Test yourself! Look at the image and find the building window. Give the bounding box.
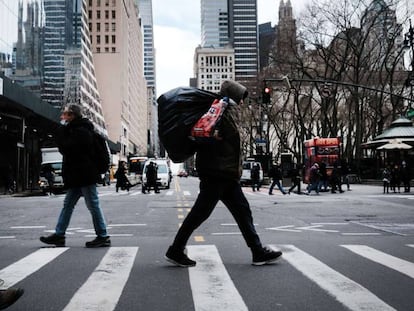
[105,35,109,44]
[112,10,116,19]
[96,23,101,32]
[112,0,116,6]
[88,10,92,19]
[111,22,116,31]
[97,0,101,6]
[105,10,109,19]
[97,47,100,53]
[105,0,109,6]
[89,23,92,31]
[89,0,92,6]
[112,47,116,53]
[96,35,101,44]
[111,35,115,44]
[105,23,109,32]
[97,10,101,19]
[105,47,109,52]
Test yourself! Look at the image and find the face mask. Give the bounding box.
[60,120,68,126]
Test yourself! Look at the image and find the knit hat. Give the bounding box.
[219,80,248,104]
[63,104,83,118]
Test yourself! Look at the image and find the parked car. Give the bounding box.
[240,161,264,185]
[142,159,171,189]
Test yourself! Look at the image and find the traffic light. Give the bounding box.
[263,86,271,104]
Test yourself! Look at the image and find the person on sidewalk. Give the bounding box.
[268,163,287,195]
[0,279,24,310]
[40,104,110,248]
[250,163,261,192]
[288,163,302,194]
[165,80,282,267]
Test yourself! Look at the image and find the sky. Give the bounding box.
[0,0,309,97]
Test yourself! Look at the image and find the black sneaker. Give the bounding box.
[40,234,65,247]
[165,246,196,267]
[0,288,24,310]
[85,236,111,248]
[252,247,282,266]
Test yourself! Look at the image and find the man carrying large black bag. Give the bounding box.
[164,80,282,267]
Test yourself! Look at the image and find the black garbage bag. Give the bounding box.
[157,87,220,163]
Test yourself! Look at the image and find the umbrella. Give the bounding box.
[377,139,413,150]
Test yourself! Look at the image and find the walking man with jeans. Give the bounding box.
[40,104,110,248]
[165,80,282,267]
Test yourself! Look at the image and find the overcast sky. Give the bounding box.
[0,0,309,96]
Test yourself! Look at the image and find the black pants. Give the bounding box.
[171,178,262,251]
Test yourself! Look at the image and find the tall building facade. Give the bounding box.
[194,46,235,92]
[201,0,229,48]
[228,0,258,81]
[42,0,106,135]
[88,0,148,158]
[138,0,159,157]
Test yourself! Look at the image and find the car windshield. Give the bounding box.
[157,164,168,174]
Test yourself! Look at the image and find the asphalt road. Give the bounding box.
[0,177,413,311]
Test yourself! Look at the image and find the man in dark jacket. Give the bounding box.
[40,104,110,248]
[165,80,282,267]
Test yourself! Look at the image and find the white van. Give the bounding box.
[240,161,263,185]
[142,159,172,189]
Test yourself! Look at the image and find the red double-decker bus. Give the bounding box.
[303,137,341,183]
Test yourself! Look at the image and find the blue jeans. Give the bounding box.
[269,179,286,194]
[55,184,108,237]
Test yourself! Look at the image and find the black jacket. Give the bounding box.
[56,117,100,188]
[195,104,242,181]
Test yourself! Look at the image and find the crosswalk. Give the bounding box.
[0,244,412,310]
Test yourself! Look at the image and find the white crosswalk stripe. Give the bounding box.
[341,245,414,279]
[0,244,412,310]
[63,247,138,311]
[187,245,248,311]
[277,244,396,311]
[0,248,69,289]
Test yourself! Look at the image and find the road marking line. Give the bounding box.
[85,234,133,237]
[188,245,248,311]
[266,225,302,232]
[211,232,242,235]
[183,191,191,196]
[10,226,46,229]
[0,236,15,239]
[107,224,146,227]
[407,244,414,248]
[311,222,348,225]
[63,247,138,311]
[278,244,396,311]
[166,190,174,196]
[0,248,69,289]
[296,225,339,233]
[341,233,381,236]
[194,236,205,242]
[342,245,414,279]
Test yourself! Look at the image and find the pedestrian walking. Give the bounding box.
[143,161,159,194]
[40,104,110,248]
[0,279,24,310]
[165,80,282,267]
[42,163,55,195]
[330,162,344,193]
[382,166,391,194]
[306,163,320,195]
[288,163,302,194]
[318,162,328,192]
[250,163,261,192]
[115,161,130,192]
[268,163,287,195]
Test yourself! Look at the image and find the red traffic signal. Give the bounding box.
[264,87,271,94]
[263,86,271,103]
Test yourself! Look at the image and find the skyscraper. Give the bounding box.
[228,0,258,81]
[138,0,159,157]
[89,0,148,157]
[42,0,106,134]
[201,0,229,48]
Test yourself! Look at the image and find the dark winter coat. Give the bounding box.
[195,104,242,181]
[56,117,100,188]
